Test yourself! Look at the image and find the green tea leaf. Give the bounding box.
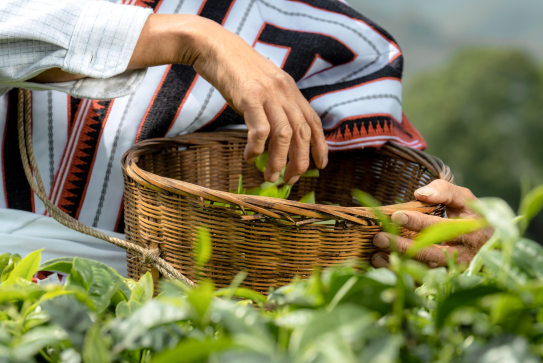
[3,249,43,286]
[194,227,212,267]
[65,258,117,313]
[518,184,543,234]
[214,287,267,303]
[352,189,395,234]
[512,238,543,280]
[39,257,74,274]
[82,324,111,363]
[131,271,153,303]
[436,285,502,328]
[470,198,518,242]
[11,326,68,362]
[255,151,269,173]
[0,253,11,276]
[151,337,234,363]
[301,169,319,178]
[299,191,315,204]
[407,219,486,257]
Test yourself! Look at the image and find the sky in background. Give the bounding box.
[347,0,543,80]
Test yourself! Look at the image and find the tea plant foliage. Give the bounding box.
[2,190,543,362]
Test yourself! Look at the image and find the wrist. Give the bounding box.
[128,14,215,69]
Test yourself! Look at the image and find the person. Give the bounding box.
[0,0,488,274]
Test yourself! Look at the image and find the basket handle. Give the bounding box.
[16,89,195,287]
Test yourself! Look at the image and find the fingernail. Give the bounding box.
[391,212,408,226]
[416,186,436,196]
[247,156,257,163]
[372,255,389,268]
[269,172,280,183]
[373,234,390,249]
[286,175,300,185]
[321,155,328,169]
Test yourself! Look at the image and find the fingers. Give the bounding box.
[414,180,477,211]
[262,100,292,183]
[371,251,390,268]
[391,211,479,233]
[288,77,328,170]
[373,232,450,268]
[243,105,270,163]
[278,80,312,184]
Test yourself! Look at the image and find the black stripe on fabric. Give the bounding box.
[2,89,33,212]
[198,106,244,132]
[258,23,356,82]
[199,0,235,24]
[136,0,235,143]
[68,96,82,134]
[292,0,398,45]
[300,55,403,101]
[136,65,197,142]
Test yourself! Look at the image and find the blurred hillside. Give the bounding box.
[347,0,543,80]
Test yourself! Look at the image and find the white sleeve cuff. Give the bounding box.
[12,68,148,100]
[63,1,153,79]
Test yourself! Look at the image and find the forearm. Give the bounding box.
[31,14,210,83]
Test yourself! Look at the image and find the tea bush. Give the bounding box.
[2,186,543,363]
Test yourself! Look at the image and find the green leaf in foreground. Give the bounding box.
[3,249,43,286]
[38,257,75,274]
[151,337,234,363]
[352,189,394,234]
[131,271,153,303]
[436,285,502,328]
[518,184,543,234]
[82,324,111,363]
[214,287,267,304]
[407,219,487,258]
[194,227,212,267]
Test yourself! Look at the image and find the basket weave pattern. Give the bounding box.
[122,131,452,293]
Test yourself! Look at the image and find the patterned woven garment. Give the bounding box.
[0,0,426,233]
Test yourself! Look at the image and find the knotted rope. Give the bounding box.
[17,89,195,287]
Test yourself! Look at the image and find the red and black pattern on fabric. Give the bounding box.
[135,0,235,142]
[2,89,34,212]
[67,96,83,137]
[289,0,398,46]
[56,100,113,219]
[325,113,426,150]
[325,115,402,142]
[199,21,358,132]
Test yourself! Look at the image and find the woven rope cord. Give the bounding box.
[16,89,195,287]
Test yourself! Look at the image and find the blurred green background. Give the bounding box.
[348,0,543,238]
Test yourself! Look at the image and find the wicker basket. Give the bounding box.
[121,130,453,294]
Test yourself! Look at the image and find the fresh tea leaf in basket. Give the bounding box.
[255,151,269,173]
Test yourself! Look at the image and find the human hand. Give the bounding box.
[371,180,493,268]
[180,16,328,184]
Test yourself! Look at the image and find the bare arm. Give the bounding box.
[31,14,329,183]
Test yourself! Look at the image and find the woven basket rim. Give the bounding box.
[121,130,453,225]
